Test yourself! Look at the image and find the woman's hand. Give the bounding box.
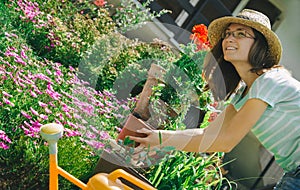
[128,128,171,149]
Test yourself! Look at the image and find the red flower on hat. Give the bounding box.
[190,24,210,51]
[94,0,106,7]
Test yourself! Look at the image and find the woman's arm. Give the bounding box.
[129,98,268,153]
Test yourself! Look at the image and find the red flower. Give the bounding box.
[192,24,208,38]
[190,24,210,51]
[208,101,219,122]
[94,0,106,7]
[208,112,218,122]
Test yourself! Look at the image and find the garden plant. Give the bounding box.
[0,0,233,189]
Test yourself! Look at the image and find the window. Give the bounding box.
[140,0,281,45]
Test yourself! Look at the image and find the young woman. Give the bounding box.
[129,9,300,189]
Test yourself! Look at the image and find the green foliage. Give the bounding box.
[0,136,98,189]
[173,46,212,110]
[93,38,179,93]
[112,0,171,33]
[144,152,229,189]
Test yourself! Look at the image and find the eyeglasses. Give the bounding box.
[222,30,255,39]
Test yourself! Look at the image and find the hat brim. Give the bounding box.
[208,16,282,64]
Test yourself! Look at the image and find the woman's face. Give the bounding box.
[222,23,255,64]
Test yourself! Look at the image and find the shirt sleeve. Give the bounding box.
[248,69,293,107]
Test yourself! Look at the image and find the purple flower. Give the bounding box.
[86,131,96,139]
[2,91,13,98]
[55,69,63,77]
[20,49,28,59]
[39,114,48,120]
[85,140,105,150]
[44,107,52,114]
[61,103,69,112]
[69,66,75,72]
[14,57,27,66]
[46,84,62,100]
[65,112,72,119]
[99,131,110,140]
[3,97,15,107]
[0,142,9,150]
[21,110,32,119]
[30,90,37,98]
[64,128,80,137]
[0,130,12,143]
[30,107,39,116]
[48,102,56,107]
[46,69,52,75]
[35,73,51,82]
[67,121,77,128]
[30,120,42,127]
[46,89,61,100]
[38,101,47,107]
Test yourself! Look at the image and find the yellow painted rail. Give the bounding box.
[40,123,156,190]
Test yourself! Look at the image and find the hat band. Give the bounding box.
[236,15,251,20]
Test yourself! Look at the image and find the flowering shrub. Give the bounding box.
[8,0,116,67]
[0,19,130,189]
[0,31,130,148]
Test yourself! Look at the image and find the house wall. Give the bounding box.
[273,0,300,80]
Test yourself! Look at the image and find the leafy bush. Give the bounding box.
[93,37,179,93]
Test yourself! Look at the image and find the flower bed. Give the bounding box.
[0,0,231,189]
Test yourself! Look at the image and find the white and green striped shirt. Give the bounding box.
[231,68,300,172]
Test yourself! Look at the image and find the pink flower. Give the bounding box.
[65,112,72,119]
[208,112,218,122]
[0,130,12,143]
[61,103,69,112]
[44,107,52,114]
[0,142,9,150]
[21,110,32,119]
[20,49,28,59]
[94,0,106,7]
[69,66,75,72]
[100,131,110,140]
[86,131,97,139]
[38,101,47,107]
[64,128,80,137]
[30,90,38,98]
[3,97,15,107]
[15,57,27,66]
[2,91,12,98]
[30,107,39,116]
[39,114,48,120]
[115,126,122,133]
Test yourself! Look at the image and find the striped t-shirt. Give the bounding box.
[231,68,300,172]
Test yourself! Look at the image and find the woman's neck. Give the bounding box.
[233,62,259,88]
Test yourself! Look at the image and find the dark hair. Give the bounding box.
[203,28,278,101]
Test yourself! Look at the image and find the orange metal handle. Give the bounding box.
[108,169,156,190]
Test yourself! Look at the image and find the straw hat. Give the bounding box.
[208,9,282,64]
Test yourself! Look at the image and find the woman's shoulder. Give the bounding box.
[257,67,300,87]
